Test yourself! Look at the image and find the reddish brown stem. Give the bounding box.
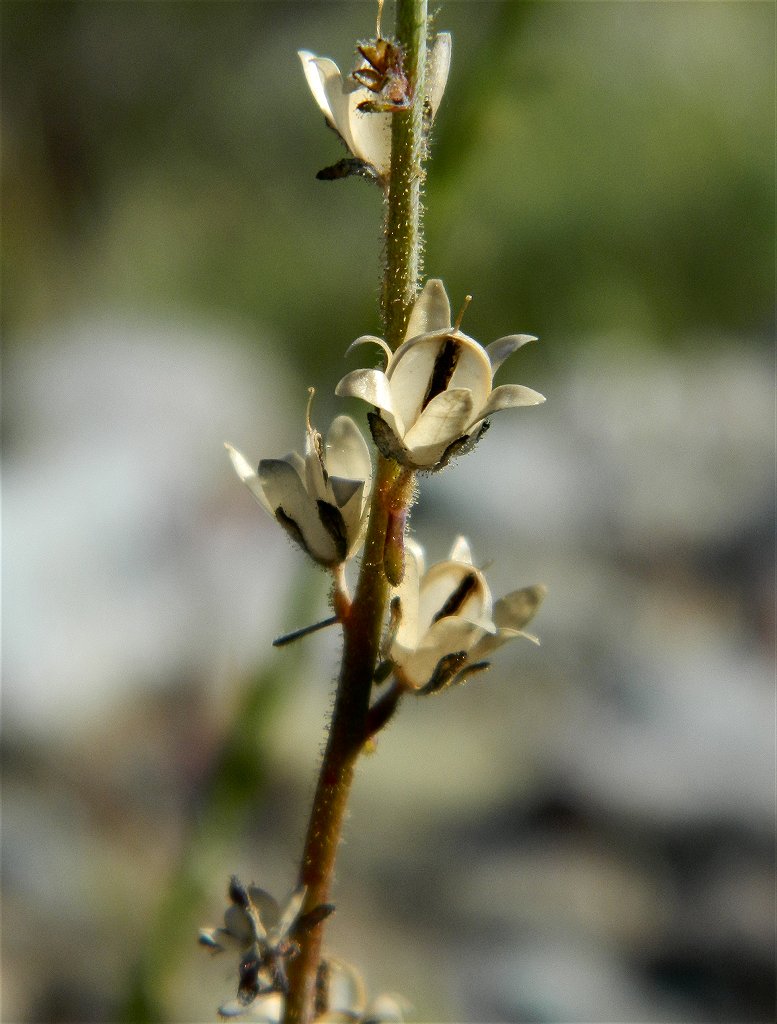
[282,0,428,1017]
[282,457,401,1023]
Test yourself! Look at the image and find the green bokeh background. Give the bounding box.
[5,1,772,372]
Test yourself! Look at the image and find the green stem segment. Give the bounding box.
[282,3,428,1021]
[383,0,428,347]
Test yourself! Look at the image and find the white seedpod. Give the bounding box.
[389,535,545,692]
[336,279,545,471]
[226,398,372,568]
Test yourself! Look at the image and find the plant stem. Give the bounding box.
[282,3,428,1021]
[383,0,428,347]
[282,457,399,1024]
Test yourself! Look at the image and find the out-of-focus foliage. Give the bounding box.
[430,2,773,349]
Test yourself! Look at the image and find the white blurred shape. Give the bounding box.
[434,343,773,548]
[473,935,693,1023]
[4,314,302,734]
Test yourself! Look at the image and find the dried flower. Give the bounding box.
[389,536,545,692]
[298,31,451,181]
[335,279,545,471]
[226,394,372,568]
[200,877,334,1018]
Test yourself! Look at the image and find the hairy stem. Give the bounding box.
[282,3,428,1021]
[382,0,428,347]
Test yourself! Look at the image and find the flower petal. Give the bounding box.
[247,886,280,931]
[469,626,540,662]
[396,617,486,689]
[394,539,423,650]
[448,536,474,564]
[304,427,328,499]
[328,473,366,552]
[388,331,492,436]
[405,536,426,578]
[276,885,306,938]
[325,415,372,485]
[225,443,273,516]
[223,903,255,944]
[472,383,546,426]
[345,334,393,368]
[335,482,368,553]
[285,450,306,478]
[386,332,450,428]
[493,584,547,630]
[402,388,474,463]
[423,615,490,654]
[297,52,341,128]
[446,334,496,413]
[335,368,397,424]
[258,459,338,564]
[427,33,452,118]
[298,49,395,174]
[346,88,392,173]
[257,460,307,516]
[388,330,491,433]
[485,334,537,375]
[404,279,451,341]
[328,476,363,509]
[418,560,490,631]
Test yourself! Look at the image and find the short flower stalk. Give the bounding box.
[205,1,546,1021]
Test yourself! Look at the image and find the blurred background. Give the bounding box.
[2,1,774,1021]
